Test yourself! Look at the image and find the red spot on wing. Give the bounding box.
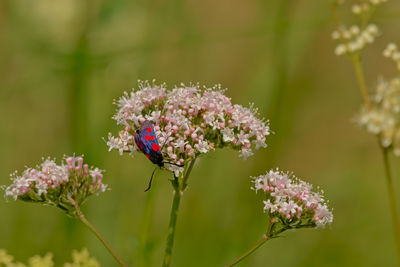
[145,154,150,159]
[152,143,160,151]
[145,135,152,141]
[151,136,155,140]
[147,127,152,133]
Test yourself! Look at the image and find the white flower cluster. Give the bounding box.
[332,24,379,56]
[3,156,107,213]
[252,169,333,228]
[357,78,400,154]
[107,81,270,173]
[383,43,400,71]
[352,0,387,15]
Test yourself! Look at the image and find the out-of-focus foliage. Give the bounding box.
[64,249,100,267]
[1,0,400,266]
[0,248,98,267]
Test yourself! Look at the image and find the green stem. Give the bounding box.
[69,196,127,267]
[162,188,181,267]
[78,213,127,267]
[182,158,197,190]
[162,159,196,267]
[227,234,271,267]
[351,55,372,110]
[351,45,400,264]
[227,219,277,266]
[381,147,400,265]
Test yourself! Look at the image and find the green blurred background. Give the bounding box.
[1,0,400,266]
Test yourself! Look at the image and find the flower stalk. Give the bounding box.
[348,34,400,263]
[227,218,278,267]
[381,146,400,265]
[69,196,127,267]
[351,48,400,263]
[162,159,196,267]
[352,56,372,110]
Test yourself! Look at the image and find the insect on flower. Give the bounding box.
[134,120,183,191]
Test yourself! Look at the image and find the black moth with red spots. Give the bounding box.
[134,121,184,192]
[134,120,164,168]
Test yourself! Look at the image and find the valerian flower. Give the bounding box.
[357,77,400,155]
[252,169,333,229]
[3,156,108,216]
[106,81,270,174]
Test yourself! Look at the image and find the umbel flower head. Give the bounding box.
[107,81,270,174]
[357,77,400,155]
[3,156,107,216]
[252,169,333,229]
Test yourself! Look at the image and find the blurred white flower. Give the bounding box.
[332,24,380,56]
[356,77,400,153]
[383,43,400,72]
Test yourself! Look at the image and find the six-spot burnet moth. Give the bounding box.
[134,120,184,191]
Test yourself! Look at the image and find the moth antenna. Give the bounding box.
[144,167,157,192]
[164,162,184,167]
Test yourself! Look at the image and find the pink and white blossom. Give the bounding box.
[252,169,333,228]
[107,81,270,174]
[3,156,108,214]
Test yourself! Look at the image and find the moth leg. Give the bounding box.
[144,167,157,192]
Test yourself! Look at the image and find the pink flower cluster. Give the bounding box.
[107,81,270,174]
[4,156,107,205]
[252,169,333,228]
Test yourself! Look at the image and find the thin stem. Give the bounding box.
[227,219,277,266]
[328,1,340,27]
[182,158,197,190]
[381,147,400,265]
[162,188,181,267]
[350,36,400,263]
[332,2,400,264]
[351,55,372,110]
[68,196,127,267]
[162,159,196,267]
[78,214,127,267]
[227,235,271,267]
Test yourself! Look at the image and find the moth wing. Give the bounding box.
[139,121,155,134]
[139,121,160,146]
[135,131,152,156]
[137,121,163,163]
[142,135,163,164]
[134,132,143,152]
